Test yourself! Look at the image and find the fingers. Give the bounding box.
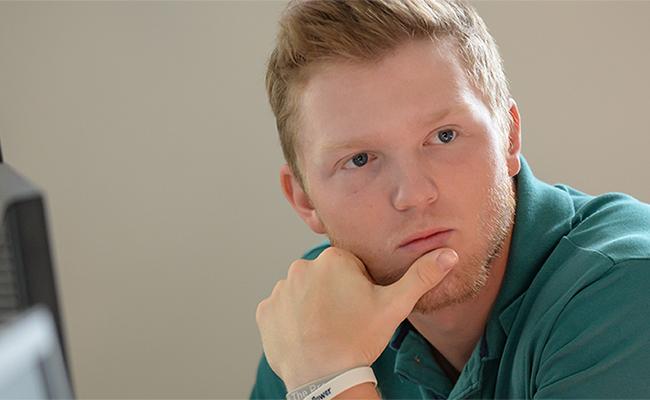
[256,279,285,325]
[381,248,458,316]
[316,247,376,283]
[256,247,374,327]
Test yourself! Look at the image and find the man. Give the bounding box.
[252,0,650,398]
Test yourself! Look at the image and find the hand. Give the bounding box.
[255,246,458,390]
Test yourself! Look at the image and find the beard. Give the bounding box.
[320,163,517,314]
[409,171,516,313]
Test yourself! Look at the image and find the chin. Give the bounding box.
[412,262,490,314]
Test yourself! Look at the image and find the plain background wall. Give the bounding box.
[0,1,648,398]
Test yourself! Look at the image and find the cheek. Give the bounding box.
[326,194,381,229]
[314,183,388,237]
[437,156,502,225]
[322,170,386,207]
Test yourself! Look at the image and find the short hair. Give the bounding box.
[266,0,512,188]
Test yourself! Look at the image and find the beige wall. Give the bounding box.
[0,1,647,398]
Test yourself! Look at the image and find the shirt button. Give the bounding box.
[414,355,421,364]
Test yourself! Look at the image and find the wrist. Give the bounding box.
[334,382,379,399]
[285,370,341,398]
[285,367,377,400]
[284,365,357,392]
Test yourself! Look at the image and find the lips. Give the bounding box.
[398,228,453,252]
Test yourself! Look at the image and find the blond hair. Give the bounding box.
[266,0,511,188]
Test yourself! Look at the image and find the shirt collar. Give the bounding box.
[389,318,414,351]
[485,155,575,356]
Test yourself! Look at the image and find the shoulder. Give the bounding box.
[532,258,650,397]
[510,189,650,395]
[561,187,650,262]
[525,188,650,301]
[528,188,650,323]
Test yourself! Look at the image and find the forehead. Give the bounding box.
[298,39,476,153]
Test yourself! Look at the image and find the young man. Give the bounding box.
[252,1,650,398]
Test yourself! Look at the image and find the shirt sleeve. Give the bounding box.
[533,258,650,398]
[250,352,287,400]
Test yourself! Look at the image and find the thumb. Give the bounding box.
[381,248,458,314]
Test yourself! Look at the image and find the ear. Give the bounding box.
[280,164,327,234]
[505,98,522,177]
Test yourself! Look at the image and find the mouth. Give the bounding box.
[398,229,453,253]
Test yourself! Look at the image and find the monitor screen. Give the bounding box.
[0,157,72,387]
[0,306,73,399]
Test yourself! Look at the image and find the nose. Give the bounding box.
[391,156,439,211]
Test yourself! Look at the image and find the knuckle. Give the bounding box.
[320,246,351,260]
[318,247,355,267]
[287,260,305,279]
[314,247,371,279]
[255,299,267,324]
[270,279,285,297]
[318,246,339,259]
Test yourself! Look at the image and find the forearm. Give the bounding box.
[334,382,380,399]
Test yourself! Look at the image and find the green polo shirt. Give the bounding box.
[250,157,650,399]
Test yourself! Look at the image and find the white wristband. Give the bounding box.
[301,367,377,400]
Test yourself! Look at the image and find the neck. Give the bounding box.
[407,227,513,375]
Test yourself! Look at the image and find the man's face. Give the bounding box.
[283,39,520,313]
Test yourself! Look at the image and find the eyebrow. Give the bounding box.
[320,106,453,154]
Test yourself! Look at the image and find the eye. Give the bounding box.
[343,152,371,169]
[435,129,457,144]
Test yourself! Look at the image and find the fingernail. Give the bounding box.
[437,250,458,272]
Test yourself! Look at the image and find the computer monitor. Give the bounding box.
[0,141,71,382]
[0,306,73,399]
